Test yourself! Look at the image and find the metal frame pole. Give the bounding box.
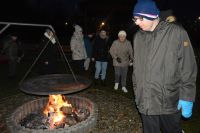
[0,21,78,84]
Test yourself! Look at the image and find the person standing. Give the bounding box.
[132,0,197,133]
[1,33,23,78]
[39,29,57,75]
[110,30,133,93]
[70,25,87,75]
[92,30,109,85]
[160,9,176,23]
[83,34,93,71]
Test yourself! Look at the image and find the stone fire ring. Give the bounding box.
[6,96,98,133]
[19,74,92,95]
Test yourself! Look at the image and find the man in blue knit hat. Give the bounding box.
[132,0,197,133]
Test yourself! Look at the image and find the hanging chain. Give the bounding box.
[0,22,78,85]
[54,34,78,83]
[19,39,51,85]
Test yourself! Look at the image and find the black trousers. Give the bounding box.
[141,112,182,133]
[74,60,85,75]
[8,58,17,77]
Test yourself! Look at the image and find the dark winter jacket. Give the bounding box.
[2,36,19,60]
[84,35,92,58]
[40,36,57,63]
[92,35,109,62]
[132,21,197,115]
[38,34,58,74]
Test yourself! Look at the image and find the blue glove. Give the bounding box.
[178,100,193,118]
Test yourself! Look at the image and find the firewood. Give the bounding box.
[61,106,73,114]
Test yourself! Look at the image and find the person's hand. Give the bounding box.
[116,57,121,63]
[44,61,49,65]
[17,57,21,63]
[178,100,193,118]
[129,59,133,66]
[91,58,95,62]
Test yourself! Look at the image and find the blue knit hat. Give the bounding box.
[133,0,160,20]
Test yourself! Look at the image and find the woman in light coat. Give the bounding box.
[110,30,133,93]
[70,25,87,74]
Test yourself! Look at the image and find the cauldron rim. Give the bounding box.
[19,74,92,95]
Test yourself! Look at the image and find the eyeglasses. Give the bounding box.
[132,17,143,22]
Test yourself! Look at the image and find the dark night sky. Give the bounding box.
[0,0,199,40]
[0,0,199,23]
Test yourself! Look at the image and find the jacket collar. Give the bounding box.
[139,20,169,34]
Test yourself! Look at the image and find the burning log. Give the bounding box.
[20,112,49,129]
[42,94,73,129]
[20,107,90,129]
[10,95,97,133]
[19,95,92,130]
[74,108,90,122]
[61,106,73,114]
[64,114,78,126]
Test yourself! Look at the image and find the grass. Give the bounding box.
[0,59,200,133]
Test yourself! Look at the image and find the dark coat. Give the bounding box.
[132,21,197,115]
[2,36,18,60]
[92,35,109,62]
[39,36,57,74]
[84,35,92,58]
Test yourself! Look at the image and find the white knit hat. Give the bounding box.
[118,30,127,37]
[74,25,82,32]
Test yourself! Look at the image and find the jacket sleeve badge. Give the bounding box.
[183,41,189,47]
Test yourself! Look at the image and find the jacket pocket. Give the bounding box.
[164,85,179,108]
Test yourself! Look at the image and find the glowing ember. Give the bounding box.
[43,94,72,129]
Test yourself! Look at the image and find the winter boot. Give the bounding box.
[114,83,119,90]
[122,86,128,93]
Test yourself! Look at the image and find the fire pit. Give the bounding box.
[6,74,97,133]
[6,95,98,133]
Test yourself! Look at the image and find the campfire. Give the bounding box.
[20,95,91,130]
[43,94,74,129]
[7,74,97,133]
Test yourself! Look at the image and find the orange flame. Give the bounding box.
[43,94,72,129]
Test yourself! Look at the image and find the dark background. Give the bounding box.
[0,0,199,45]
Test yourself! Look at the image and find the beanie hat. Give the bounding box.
[133,0,159,20]
[74,25,82,32]
[118,30,127,37]
[100,30,106,34]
